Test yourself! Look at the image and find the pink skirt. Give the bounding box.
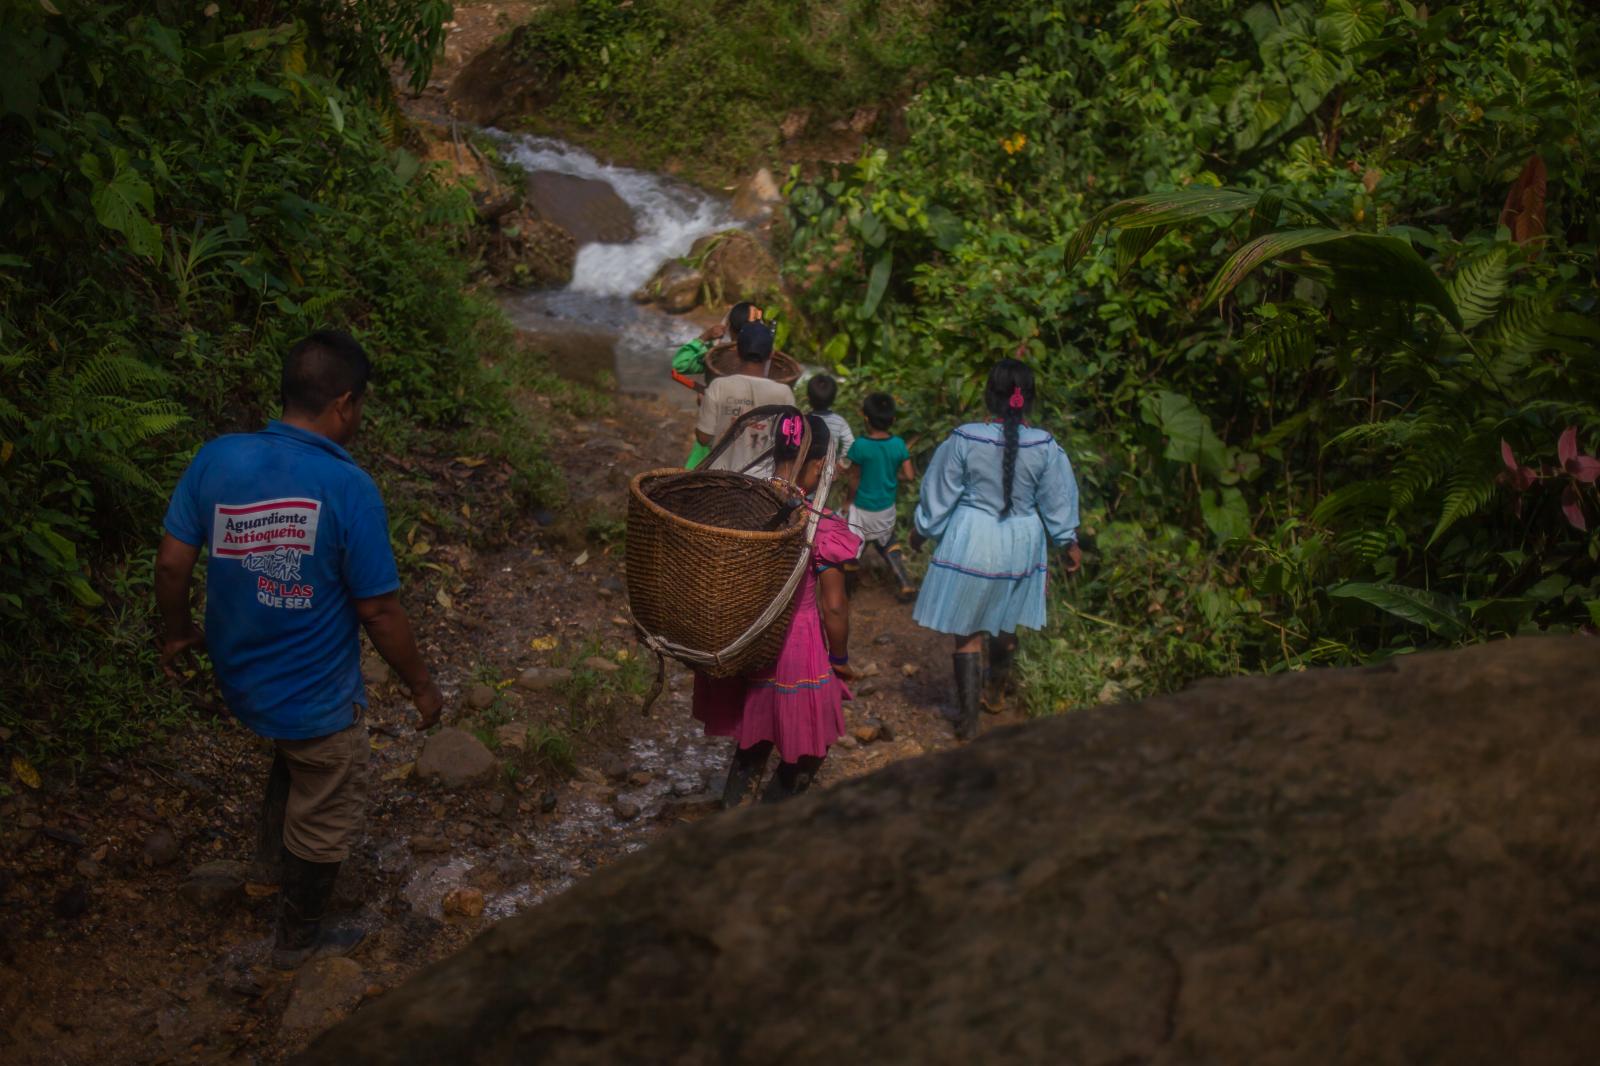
[692,598,848,761]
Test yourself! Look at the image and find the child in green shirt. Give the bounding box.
[845,392,916,601]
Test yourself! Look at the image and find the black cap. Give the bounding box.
[737,321,775,361]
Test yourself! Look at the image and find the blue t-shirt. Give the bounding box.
[847,434,910,512]
[163,421,400,740]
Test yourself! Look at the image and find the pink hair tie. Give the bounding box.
[781,415,804,447]
[1008,386,1025,410]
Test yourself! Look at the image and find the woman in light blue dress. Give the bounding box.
[910,359,1081,740]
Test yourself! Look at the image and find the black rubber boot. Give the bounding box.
[760,757,821,803]
[250,751,290,884]
[721,742,772,809]
[952,652,984,741]
[876,542,917,603]
[271,850,365,970]
[984,636,1016,714]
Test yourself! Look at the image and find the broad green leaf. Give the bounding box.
[1327,581,1468,638]
[65,574,104,608]
[326,94,345,133]
[90,160,162,260]
[1141,390,1227,474]
[861,251,892,318]
[393,148,420,185]
[1317,0,1388,50]
[1200,228,1462,329]
[1200,486,1251,542]
[926,204,964,252]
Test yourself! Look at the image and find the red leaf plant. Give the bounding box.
[1502,428,1600,530]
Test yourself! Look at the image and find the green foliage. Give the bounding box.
[782,0,1600,707]
[0,3,551,761]
[506,0,976,177]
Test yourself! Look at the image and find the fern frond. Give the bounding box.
[1482,292,1556,364]
[1252,404,1317,450]
[1386,422,1456,513]
[72,354,168,397]
[1447,248,1507,330]
[1311,479,1389,528]
[88,451,163,494]
[1333,527,1394,563]
[1427,469,1499,547]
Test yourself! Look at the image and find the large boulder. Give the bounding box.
[301,638,1600,1064]
[524,170,637,246]
[692,229,782,306]
[447,40,546,127]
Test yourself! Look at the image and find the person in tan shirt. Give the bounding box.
[696,321,795,478]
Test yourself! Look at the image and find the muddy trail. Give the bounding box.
[0,379,1027,1063]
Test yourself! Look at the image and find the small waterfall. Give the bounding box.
[488,131,740,405]
[489,132,736,297]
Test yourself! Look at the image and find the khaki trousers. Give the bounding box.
[273,717,370,863]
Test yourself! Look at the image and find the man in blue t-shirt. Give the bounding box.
[155,330,442,970]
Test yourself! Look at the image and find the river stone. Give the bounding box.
[644,259,704,313]
[281,957,367,1034]
[525,170,638,245]
[141,827,179,867]
[306,637,1600,1065]
[692,229,781,305]
[488,209,577,290]
[179,860,247,912]
[466,683,496,711]
[416,728,496,789]
[516,666,572,692]
[730,167,782,222]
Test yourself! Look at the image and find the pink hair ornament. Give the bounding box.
[1009,386,1025,410]
[781,415,804,447]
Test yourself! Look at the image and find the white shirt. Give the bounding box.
[697,373,797,478]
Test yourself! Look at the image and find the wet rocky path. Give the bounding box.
[0,385,1030,1064]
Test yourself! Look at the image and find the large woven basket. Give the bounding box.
[625,405,838,686]
[626,468,807,679]
[705,344,802,386]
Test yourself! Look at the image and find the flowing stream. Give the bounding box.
[488,132,739,408]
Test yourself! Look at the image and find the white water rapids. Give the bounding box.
[488,131,739,405]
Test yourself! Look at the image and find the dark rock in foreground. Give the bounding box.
[302,638,1600,1064]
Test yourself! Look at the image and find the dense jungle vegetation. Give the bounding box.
[523,0,1600,710]
[4,0,1597,765]
[0,2,556,762]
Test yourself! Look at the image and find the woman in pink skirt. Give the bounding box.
[694,410,861,805]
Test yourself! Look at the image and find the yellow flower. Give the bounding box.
[1001,132,1028,155]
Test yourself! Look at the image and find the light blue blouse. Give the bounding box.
[913,423,1080,545]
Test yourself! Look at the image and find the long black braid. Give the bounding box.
[984,358,1035,519]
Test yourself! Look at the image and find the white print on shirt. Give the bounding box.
[211,498,322,609]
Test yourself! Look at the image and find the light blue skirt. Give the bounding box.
[912,505,1049,636]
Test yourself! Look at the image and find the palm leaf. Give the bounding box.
[1327,581,1468,638]
[1200,228,1463,329]
[1064,188,1262,270]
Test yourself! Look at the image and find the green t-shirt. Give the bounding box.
[848,434,909,512]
